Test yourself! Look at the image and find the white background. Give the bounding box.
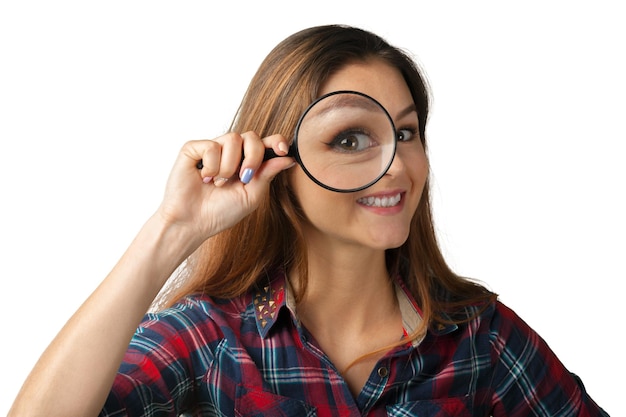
[1,1,622,415]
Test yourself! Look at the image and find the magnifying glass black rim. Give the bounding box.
[292,90,398,193]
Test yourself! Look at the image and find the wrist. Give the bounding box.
[129,214,203,289]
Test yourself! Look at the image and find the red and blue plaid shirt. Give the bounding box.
[102,272,607,416]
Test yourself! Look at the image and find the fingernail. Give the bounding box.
[278,142,289,155]
[240,168,254,184]
[203,176,213,184]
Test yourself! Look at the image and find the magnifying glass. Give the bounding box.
[292,90,397,192]
[199,90,398,193]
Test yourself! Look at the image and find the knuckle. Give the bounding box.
[206,140,221,151]
[241,130,260,140]
[224,132,244,144]
[182,139,200,151]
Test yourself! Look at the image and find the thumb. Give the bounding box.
[243,157,295,196]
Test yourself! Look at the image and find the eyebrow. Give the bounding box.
[394,103,417,121]
[308,93,385,118]
[305,93,418,123]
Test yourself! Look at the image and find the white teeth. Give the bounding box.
[357,193,402,207]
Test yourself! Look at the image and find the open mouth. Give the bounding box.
[357,193,402,208]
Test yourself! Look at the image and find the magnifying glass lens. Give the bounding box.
[294,91,396,192]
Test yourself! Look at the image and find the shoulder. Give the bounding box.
[458,300,540,346]
[479,300,559,372]
[487,300,539,343]
[477,304,608,415]
[134,293,252,353]
[441,299,541,353]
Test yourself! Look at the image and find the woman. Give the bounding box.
[9,24,607,416]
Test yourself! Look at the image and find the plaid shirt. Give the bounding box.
[101,272,607,416]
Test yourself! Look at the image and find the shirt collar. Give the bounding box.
[252,275,287,337]
[252,272,457,343]
[394,276,459,340]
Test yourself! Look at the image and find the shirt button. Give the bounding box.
[377,367,389,378]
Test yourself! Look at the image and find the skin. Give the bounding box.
[9,59,428,415]
[289,59,428,396]
[9,134,294,416]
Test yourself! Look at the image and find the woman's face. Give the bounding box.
[288,59,428,252]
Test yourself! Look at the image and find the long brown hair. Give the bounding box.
[158,25,496,341]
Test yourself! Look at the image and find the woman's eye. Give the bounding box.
[397,128,417,142]
[329,130,374,152]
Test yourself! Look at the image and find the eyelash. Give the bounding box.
[397,127,418,142]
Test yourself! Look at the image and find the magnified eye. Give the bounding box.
[328,129,375,153]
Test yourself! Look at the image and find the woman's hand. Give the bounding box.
[7,131,294,417]
[156,131,294,244]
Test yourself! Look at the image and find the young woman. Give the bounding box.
[9,24,607,417]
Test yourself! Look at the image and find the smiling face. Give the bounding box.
[288,58,429,253]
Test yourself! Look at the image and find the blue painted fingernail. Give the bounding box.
[240,168,254,184]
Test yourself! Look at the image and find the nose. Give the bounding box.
[385,149,408,177]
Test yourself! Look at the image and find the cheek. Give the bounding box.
[399,143,428,176]
[287,168,351,221]
[416,156,429,187]
[405,148,429,207]
[412,144,429,177]
[287,168,324,214]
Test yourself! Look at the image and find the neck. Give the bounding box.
[291,242,398,335]
[288,242,404,396]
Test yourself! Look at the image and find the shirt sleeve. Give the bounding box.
[488,302,609,417]
[100,302,219,416]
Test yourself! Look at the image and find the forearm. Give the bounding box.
[9,214,200,417]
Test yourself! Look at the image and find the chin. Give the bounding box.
[368,232,410,250]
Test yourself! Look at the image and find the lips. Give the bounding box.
[357,192,402,208]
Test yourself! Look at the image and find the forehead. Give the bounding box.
[318,59,414,117]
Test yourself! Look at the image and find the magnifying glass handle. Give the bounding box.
[195,147,293,170]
